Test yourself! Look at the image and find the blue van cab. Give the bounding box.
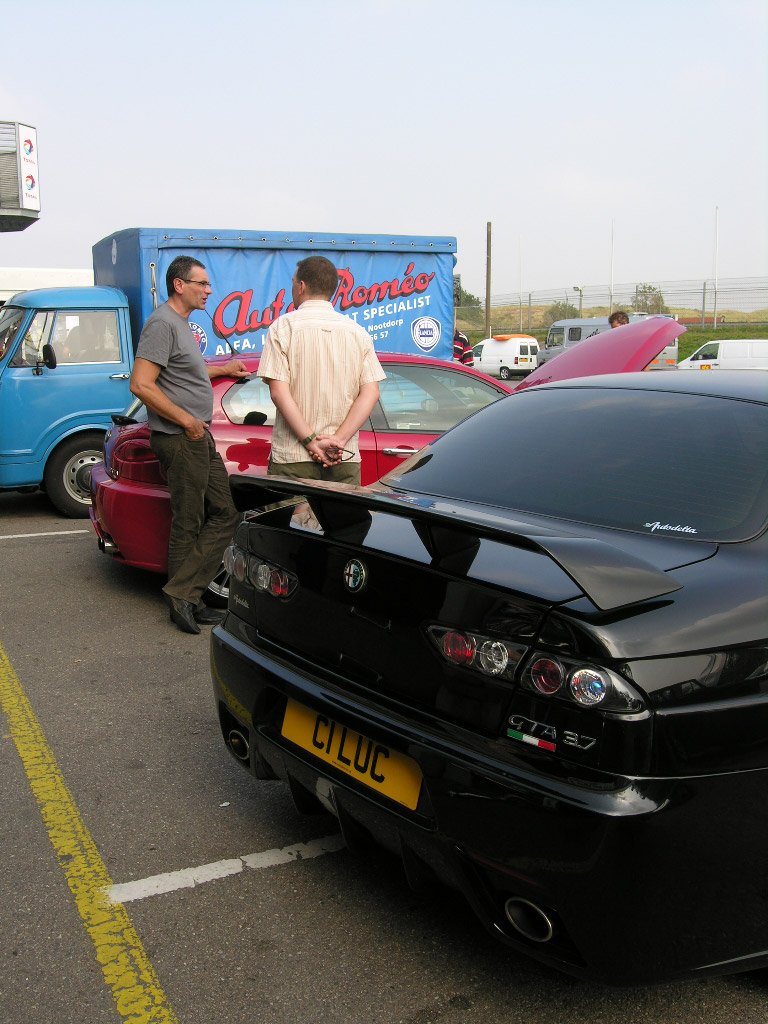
[0,287,133,516]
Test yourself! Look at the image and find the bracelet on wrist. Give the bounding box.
[302,432,317,448]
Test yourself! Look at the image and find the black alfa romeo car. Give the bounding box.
[210,368,768,984]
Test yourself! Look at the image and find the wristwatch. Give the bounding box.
[302,432,317,448]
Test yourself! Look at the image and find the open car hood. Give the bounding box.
[514,317,685,392]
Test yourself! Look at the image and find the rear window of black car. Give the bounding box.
[386,386,768,542]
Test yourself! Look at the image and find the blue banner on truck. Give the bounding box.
[93,229,457,361]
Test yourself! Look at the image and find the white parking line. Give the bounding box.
[0,530,90,540]
[106,834,345,904]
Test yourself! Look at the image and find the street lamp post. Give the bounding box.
[573,286,583,318]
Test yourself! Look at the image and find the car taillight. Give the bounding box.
[254,562,291,597]
[521,652,644,712]
[112,439,165,485]
[442,631,476,666]
[530,657,563,695]
[428,625,525,682]
[569,668,609,706]
[224,545,297,599]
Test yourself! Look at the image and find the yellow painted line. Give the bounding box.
[0,641,179,1024]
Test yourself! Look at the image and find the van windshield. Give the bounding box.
[0,307,25,361]
[546,327,564,348]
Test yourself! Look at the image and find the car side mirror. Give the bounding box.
[33,343,57,375]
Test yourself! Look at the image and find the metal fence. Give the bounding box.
[456,277,768,335]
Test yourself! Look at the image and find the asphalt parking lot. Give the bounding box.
[2,489,768,1024]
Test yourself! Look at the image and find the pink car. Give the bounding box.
[89,352,513,603]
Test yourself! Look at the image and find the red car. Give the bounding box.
[89,353,513,602]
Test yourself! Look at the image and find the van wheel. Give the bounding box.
[44,433,104,518]
[499,366,511,380]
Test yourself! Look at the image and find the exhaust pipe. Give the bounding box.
[98,536,118,554]
[504,897,555,943]
[227,729,250,763]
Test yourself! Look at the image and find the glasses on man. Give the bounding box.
[180,278,212,289]
[327,446,355,462]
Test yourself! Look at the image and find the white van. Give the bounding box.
[473,334,540,379]
[538,314,678,369]
[677,338,768,370]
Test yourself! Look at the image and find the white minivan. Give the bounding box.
[472,334,540,379]
[677,338,768,370]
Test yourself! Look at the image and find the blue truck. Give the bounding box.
[0,227,456,516]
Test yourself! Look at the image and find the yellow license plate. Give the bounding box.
[281,699,423,810]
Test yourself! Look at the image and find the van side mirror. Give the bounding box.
[33,343,57,375]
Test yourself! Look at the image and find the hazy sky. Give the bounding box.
[1,0,765,297]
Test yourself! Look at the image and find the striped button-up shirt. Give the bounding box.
[258,299,385,464]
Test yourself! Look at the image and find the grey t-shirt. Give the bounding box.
[135,302,213,433]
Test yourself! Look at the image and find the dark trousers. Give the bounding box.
[267,458,361,485]
[150,431,238,606]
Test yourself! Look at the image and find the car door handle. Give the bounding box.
[382,446,420,456]
[109,373,130,380]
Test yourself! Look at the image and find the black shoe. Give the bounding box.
[193,605,225,625]
[164,594,201,635]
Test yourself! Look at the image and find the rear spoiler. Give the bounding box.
[230,474,683,612]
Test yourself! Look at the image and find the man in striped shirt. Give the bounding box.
[453,328,474,366]
[258,256,385,485]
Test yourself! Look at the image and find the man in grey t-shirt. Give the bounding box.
[130,255,248,634]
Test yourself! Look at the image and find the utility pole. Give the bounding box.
[608,219,615,314]
[713,206,719,331]
[518,234,523,332]
[485,221,492,339]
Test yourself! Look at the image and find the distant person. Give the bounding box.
[453,328,474,366]
[258,255,385,485]
[609,311,630,328]
[130,255,248,635]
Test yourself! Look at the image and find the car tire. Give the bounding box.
[204,562,230,608]
[43,432,104,518]
[499,366,511,380]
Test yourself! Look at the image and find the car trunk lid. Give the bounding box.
[226,476,707,734]
[515,316,685,392]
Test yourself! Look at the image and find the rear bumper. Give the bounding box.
[89,464,170,572]
[210,615,768,984]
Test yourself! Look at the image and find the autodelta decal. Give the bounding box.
[644,521,698,535]
[189,322,208,354]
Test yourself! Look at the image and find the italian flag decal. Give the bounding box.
[506,727,556,752]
